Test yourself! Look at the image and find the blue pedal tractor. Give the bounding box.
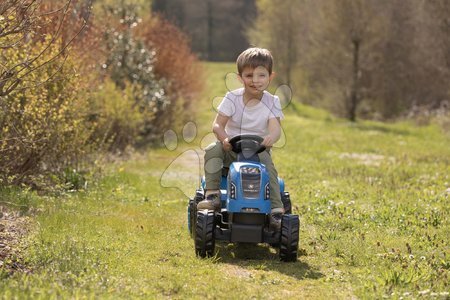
[187,135,299,262]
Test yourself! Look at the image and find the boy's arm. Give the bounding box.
[213,113,232,151]
[262,117,281,147]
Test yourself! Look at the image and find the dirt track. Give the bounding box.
[0,207,32,275]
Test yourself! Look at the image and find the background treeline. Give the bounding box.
[0,0,203,188]
[152,0,257,61]
[250,0,450,122]
[154,0,449,124]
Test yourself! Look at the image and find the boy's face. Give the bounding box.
[239,66,273,96]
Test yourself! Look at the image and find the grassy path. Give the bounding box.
[1,63,449,299]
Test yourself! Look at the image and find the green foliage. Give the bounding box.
[0,186,40,214]
[101,4,168,140]
[62,168,87,191]
[0,37,96,187]
[89,80,146,151]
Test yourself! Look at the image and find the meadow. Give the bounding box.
[0,63,449,299]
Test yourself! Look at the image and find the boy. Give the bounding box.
[198,47,285,230]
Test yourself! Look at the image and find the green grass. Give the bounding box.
[1,62,449,299]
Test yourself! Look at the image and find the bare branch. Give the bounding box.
[38,2,70,17]
[0,0,91,97]
[14,0,72,75]
[17,18,87,84]
[9,54,69,94]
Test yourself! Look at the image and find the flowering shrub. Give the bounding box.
[0,38,94,186]
[103,31,166,138]
[89,80,146,151]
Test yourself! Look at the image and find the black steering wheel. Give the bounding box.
[228,134,266,155]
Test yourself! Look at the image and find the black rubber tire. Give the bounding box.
[189,189,204,237]
[195,210,216,258]
[188,199,196,237]
[282,192,292,214]
[279,214,299,262]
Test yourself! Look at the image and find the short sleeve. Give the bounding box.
[269,95,284,119]
[217,92,236,116]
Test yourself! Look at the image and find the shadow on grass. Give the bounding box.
[214,242,323,280]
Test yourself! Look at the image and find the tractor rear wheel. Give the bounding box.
[195,210,215,258]
[279,214,299,262]
[188,199,196,237]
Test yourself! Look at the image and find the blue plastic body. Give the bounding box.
[227,162,271,214]
[200,163,285,214]
[278,177,285,194]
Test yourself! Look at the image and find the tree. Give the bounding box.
[152,0,256,61]
[250,0,449,121]
[0,0,87,97]
[367,0,417,118]
[367,0,450,118]
[305,0,386,121]
[415,0,450,107]
[248,0,302,87]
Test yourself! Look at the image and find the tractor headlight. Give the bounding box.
[240,167,261,174]
[230,182,236,199]
[265,183,270,200]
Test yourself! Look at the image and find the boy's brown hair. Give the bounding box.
[236,47,273,75]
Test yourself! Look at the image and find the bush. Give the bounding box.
[0,37,95,187]
[97,5,169,144]
[137,15,204,134]
[89,80,146,151]
[0,1,204,188]
[405,101,450,135]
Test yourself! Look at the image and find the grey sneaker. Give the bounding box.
[269,212,283,231]
[197,193,221,211]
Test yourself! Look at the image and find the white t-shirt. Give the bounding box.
[217,88,284,137]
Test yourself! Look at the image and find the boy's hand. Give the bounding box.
[222,138,232,152]
[262,135,274,147]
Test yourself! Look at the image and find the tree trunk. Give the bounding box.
[286,10,293,86]
[349,39,360,122]
[207,0,212,60]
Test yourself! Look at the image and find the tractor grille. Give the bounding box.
[241,173,261,199]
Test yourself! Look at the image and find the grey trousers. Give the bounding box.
[204,141,283,209]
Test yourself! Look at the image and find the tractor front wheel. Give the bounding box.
[279,214,299,262]
[195,210,216,258]
[189,190,204,238]
[282,192,292,214]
